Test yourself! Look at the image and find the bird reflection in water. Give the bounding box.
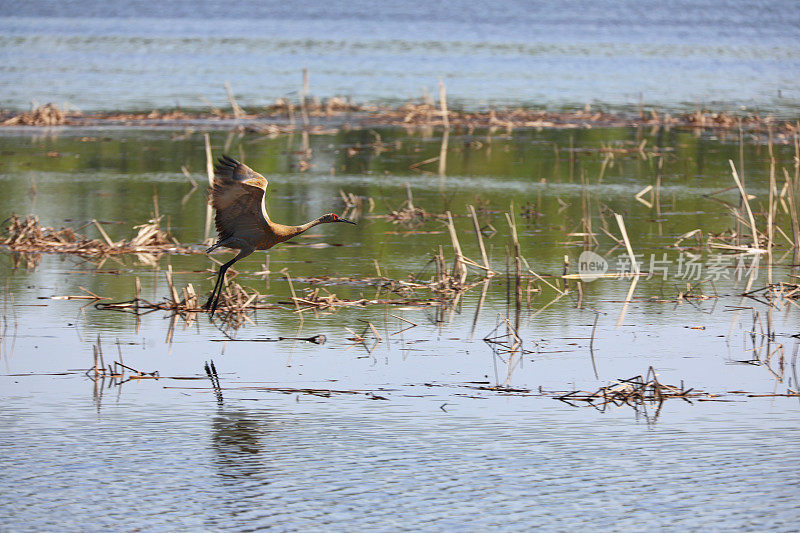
[210,409,274,480]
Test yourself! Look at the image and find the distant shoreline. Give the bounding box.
[1,101,797,136]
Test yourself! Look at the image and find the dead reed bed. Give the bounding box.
[280,286,442,311]
[2,103,65,126]
[1,214,198,257]
[375,184,445,225]
[742,282,800,309]
[3,97,797,136]
[556,367,703,410]
[96,268,285,332]
[87,335,159,383]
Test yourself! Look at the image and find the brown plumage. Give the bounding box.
[203,155,356,313]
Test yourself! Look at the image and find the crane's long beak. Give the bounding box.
[338,217,357,225]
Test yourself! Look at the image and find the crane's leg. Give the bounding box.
[203,248,253,314]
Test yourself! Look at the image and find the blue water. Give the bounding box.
[0,0,798,114]
[2,396,799,531]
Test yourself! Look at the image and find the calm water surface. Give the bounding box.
[0,0,798,115]
[1,125,800,529]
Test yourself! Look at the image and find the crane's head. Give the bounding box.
[320,213,357,225]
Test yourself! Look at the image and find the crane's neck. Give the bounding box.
[267,216,327,246]
[293,216,327,235]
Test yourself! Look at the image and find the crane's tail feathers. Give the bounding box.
[206,241,224,254]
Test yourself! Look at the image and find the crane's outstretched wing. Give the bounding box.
[211,155,270,244]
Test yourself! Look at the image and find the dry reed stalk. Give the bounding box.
[134,276,141,312]
[616,275,639,328]
[300,68,310,127]
[634,185,653,208]
[96,334,105,374]
[92,219,116,248]
[363,320,382,342]
[516,255,563,294]
[729,159,761,248]
[224,81,244,119]
[783,168,800,248]
[769,157,776,252]
[436,244,446,285]
[408,155,439,170]
[283,271,301,312]
[613,213,638,273]
[390,314,417,327]
[445,211,468,284]
[504,209,524,309]
[153,190,160,223]
[77,286,105,300]
[166,265,180,305]
[438,129,449,176]
[405,183,415,212]
[468,204,492,274]
[438,79,449,129]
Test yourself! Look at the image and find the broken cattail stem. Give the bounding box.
[519,255,563,295]
[283,271,301,312]
[439,78,449,129]
[96,334,104,375]
[436,245,445,284]
[166,265,180,305]
[366,321,382,342]
[446,211,467,284]
[468,204,491,275]
[406,183,415,211]
[438,129,449,176]
[504,210,523,305]
[300,68,310,127]
[613,213,638,273]
[152,189,160,220]
[783,168,800,248]
[134,277,141,313]
[769,156,776,253]
[92,219,116,248]
[390,314,417,327]
[729,159,760,248]
[224,81,243,119]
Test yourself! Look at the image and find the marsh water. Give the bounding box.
[1,0,799,116]
[1,124,800,529]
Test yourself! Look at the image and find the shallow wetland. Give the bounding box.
[1,122,800,529]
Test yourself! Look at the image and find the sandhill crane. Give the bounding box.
[203,155,356,313]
